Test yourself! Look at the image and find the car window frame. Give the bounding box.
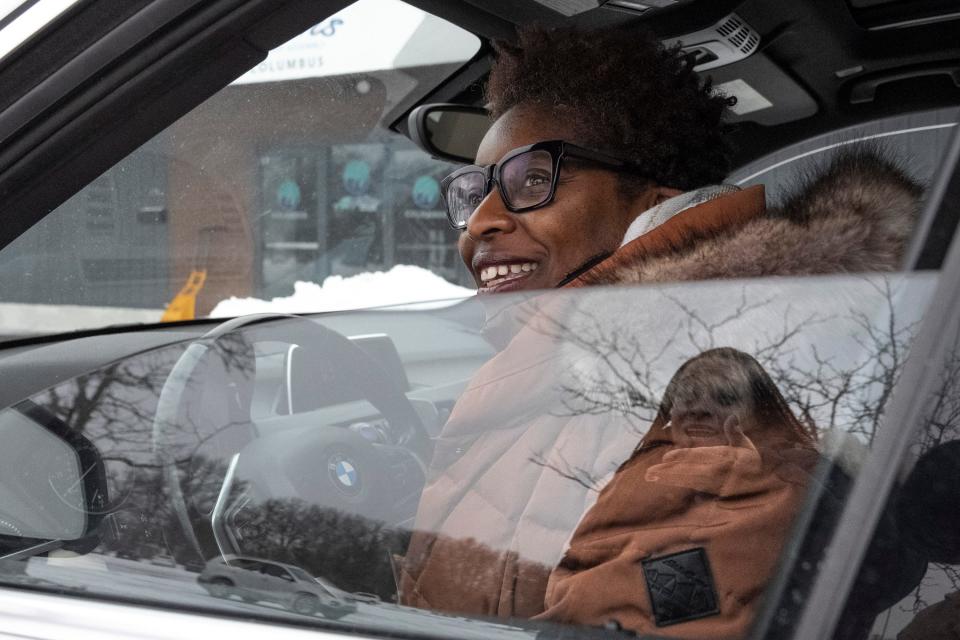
[757,122,960,639]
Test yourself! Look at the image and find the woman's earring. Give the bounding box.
[664,420,672,430]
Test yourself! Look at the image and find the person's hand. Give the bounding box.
[644,415,764,495]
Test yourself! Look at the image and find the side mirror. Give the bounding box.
[0,400,108,560]
[407,103,490,164]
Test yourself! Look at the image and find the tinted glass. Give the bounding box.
[0,272,945,639]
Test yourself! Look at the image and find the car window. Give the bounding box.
[263,565,295,581]
[784,261,960,640]
[0,0,478,340]
[729,107,960,205]
[289,566,319,584]
[0,270,950,639]
[860,353,960,640]
[231,558,260,571]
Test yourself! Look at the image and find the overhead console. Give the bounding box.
[661,13,817,126]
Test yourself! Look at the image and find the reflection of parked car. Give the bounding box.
[344,592,381,605]
[313,576,383,605]
[197,556,356,618]
[149,554,176,568]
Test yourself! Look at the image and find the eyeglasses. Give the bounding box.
[440,140,642,230]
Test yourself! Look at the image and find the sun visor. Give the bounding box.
[707,53,818,126]
[661,13,817,126]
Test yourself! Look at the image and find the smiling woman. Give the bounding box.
[451,24,728,294]
[399,18,935,640]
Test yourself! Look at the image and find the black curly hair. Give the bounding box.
[485,25,732,191]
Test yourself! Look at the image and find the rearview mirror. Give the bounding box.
[407,103,490,164]
[0,401,107,560]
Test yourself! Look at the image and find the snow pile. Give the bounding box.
[210,265,474,317]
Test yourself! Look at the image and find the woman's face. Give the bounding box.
[457,104,663,293]
[668,359,757,447]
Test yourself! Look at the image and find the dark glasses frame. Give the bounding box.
[440,139,642,230]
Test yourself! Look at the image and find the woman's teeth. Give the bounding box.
[479,262,538,284]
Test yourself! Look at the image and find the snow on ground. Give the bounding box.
[210,265,474,318]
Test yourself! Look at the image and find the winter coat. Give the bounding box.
[539,418,818,637]
[398,152,922,633]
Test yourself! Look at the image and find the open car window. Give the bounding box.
[0,0,478,340]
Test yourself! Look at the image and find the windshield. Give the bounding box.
[0,0,478,339]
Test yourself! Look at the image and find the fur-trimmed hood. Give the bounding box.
[571,150,922,288]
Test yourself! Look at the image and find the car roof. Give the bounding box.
[402,0,960,168]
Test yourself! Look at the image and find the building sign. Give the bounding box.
[232,0,480,85]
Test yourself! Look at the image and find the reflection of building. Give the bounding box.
[165,75,468,307]
[0,72,470,318]
[0,3,479,321]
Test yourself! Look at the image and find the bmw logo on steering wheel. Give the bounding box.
[328,453,362,497]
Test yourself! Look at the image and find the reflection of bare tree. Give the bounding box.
[763,280,919,445]
[232,498,409,598]
[528,278,960,628]
[29,335,254,510]
[97,455,231,563]
[527,451,604,492]
[906,565,960,614]
[528,279,918,490]
[915,323,960,454]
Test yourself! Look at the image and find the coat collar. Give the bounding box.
[619,184,743,247]
[569,186,767,288]
[566,149,922,288]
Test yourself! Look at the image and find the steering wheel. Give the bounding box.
[152,314,429,563]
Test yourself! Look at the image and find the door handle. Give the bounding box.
[849,62,960,104]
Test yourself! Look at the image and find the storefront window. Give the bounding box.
[258,141,462,298]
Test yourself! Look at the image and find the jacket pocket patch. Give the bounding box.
[641,547,720,626]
